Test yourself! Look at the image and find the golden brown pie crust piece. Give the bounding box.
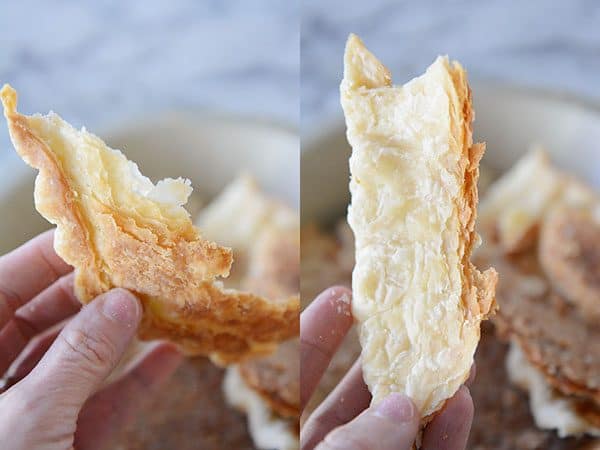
[1,85,299,364]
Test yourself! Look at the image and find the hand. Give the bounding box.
[0,230,182,450]
[301,287,474,450]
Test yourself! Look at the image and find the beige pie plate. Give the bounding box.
[0,112,298,449]
[302,83,600,449]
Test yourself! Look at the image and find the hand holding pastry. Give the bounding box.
[300,287,474,450]
[0,231,181,450]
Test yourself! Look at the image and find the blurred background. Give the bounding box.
[0,0,298,163]
[301,0,600,137]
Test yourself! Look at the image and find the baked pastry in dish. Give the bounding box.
[478,149,600,437]
[205,177,300,450]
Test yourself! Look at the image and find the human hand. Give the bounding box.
[0,230,182,450]
[300,287,474,450]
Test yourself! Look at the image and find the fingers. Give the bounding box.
[301,360,371,449]
[421,386,474,450]
[313,394,419,450]
[301,286,353,409]
[1,321,64,391]
[0,230,72,330]
[465,363,476,387]
[16,272,80,333]
[74,343,182,450]
[0,273,80,375]
[18,288,141,414]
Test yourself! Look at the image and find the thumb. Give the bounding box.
[315,394,419,450]
[22,288,142,411]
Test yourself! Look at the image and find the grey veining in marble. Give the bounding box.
[0,0,298,165]
[302,0,600,137]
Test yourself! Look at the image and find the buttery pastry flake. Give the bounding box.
[341,34,497,417]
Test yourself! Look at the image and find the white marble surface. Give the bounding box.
[4,2,600,156]
[302,0,600,136]
[0,0,298,165]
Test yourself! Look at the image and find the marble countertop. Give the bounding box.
[302,0,600,136]
[3,1,599,154]
[0,0,298,165]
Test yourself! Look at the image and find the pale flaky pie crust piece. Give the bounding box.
[341,35,497,418]
[1,84,298,364]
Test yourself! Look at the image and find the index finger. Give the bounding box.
[0,229,72,330]
[421,386,474,450]
[301,286,353,410]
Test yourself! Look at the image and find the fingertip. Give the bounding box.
[465,363,476,387]
[454,385,473,406]
[441,385,474,425]
[321,285,352,305]
[455,385,474,422]
[314,285,353,319]
[323,285,352,299]
[319,394,420,450]
[373,393,418,424]
[99,288,141,327]
[422,386,474,450]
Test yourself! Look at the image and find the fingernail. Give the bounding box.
[374,393,416,422]
[101,289,140,325]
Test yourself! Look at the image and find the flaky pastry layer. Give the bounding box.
[341,35,497,418]
[1,84,298,364]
